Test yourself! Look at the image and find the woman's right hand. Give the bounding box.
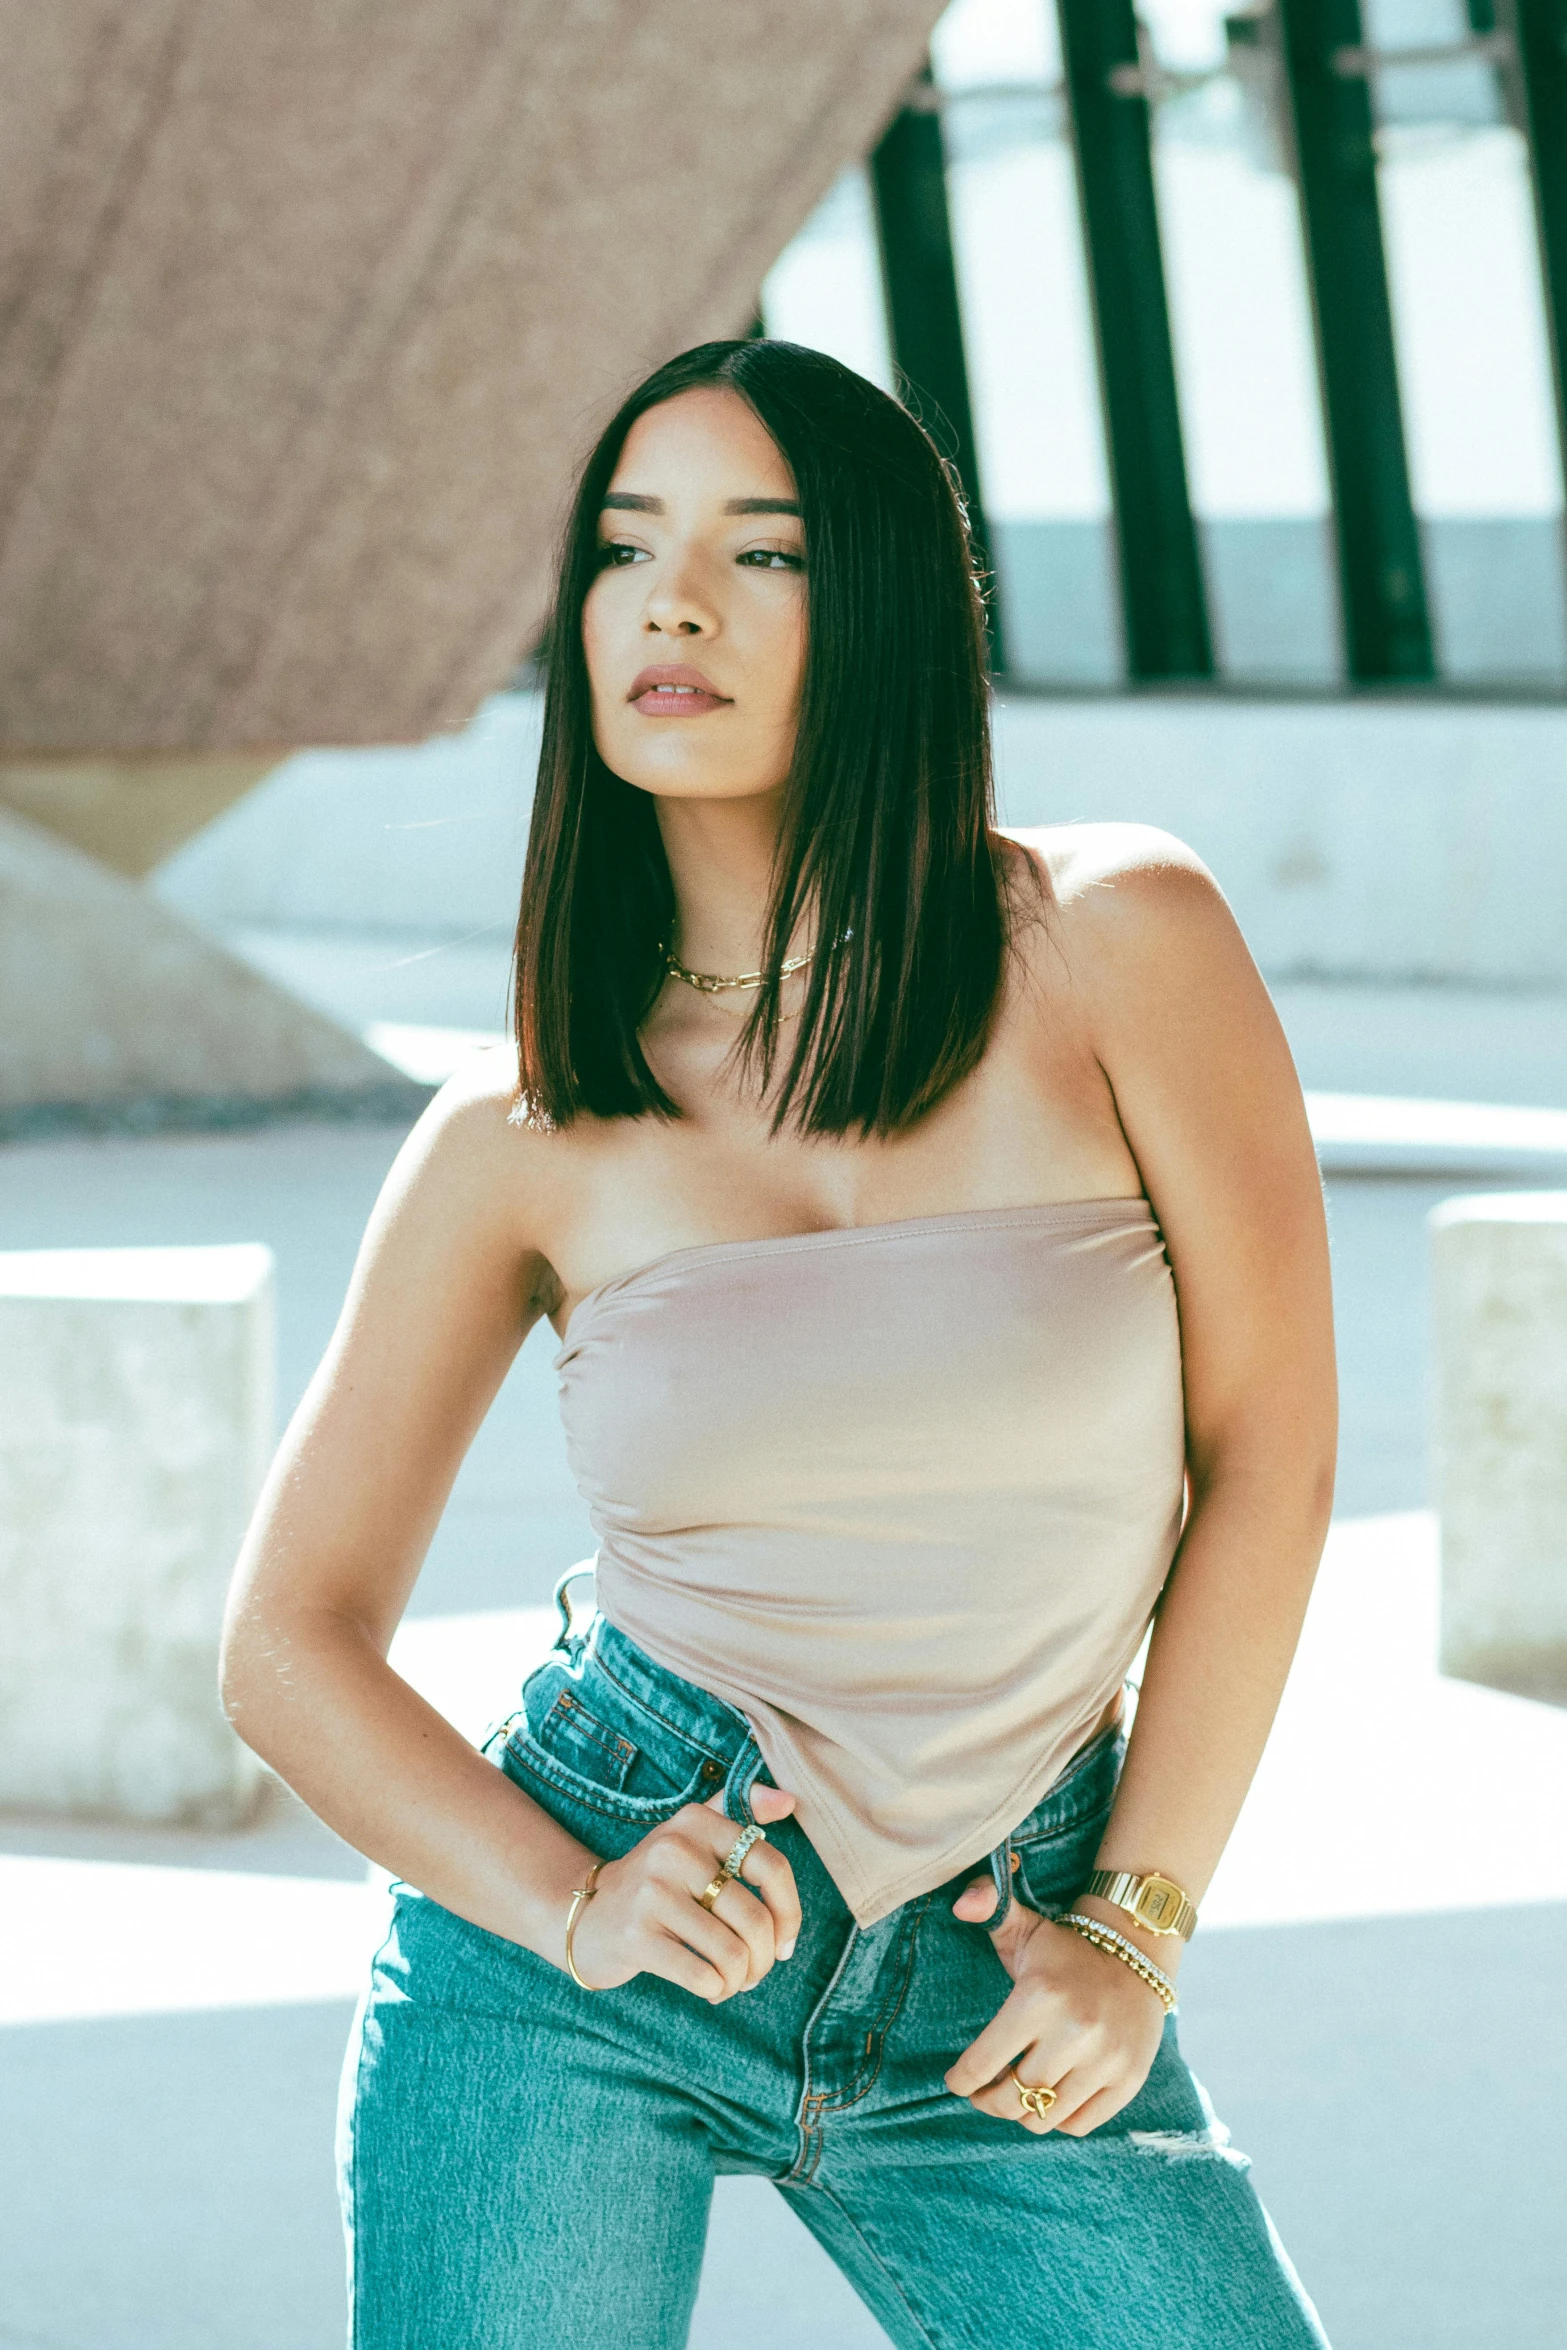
[565,1783,801,1999]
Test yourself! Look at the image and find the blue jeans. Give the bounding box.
[339,1593,1330,2348]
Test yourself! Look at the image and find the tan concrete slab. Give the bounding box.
[0,0,942,757]
[0,805,428,1123]
[0,753,275,875]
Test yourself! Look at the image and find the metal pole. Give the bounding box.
[869,64,1006,672]
[1055,0,1213,680]
[1275,0,1435,680]
[1498,2,1567,482]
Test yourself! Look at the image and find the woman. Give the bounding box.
[221,339,1337,2348]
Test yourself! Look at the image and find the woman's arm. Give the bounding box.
[220,1056,801,1997]
[947,827,1337,2132]
[1071,829,1337,1924]
[219,1061,590,1962]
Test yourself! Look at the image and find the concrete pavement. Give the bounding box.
[2,1081,1564,2346]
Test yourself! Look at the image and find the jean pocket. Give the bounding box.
[495,1654,724,1847]
[1009,1724,1125,1917]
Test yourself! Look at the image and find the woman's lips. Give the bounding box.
[632,685,728,715]
[628,666,731,716]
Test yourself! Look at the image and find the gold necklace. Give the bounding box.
[662,944,817,995]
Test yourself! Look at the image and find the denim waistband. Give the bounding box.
[544,1565,1120,1920]
[548,1568,772,1829]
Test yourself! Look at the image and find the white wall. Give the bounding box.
[154,693,539,939]
[155,687,1567,992]
[993,695,1567,988]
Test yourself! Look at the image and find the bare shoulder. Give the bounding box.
[1001,821,1241,1027]
[1004,819,1217,917]
[397,1044,540,1188]
[361,1045,580,1288]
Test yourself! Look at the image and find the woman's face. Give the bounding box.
[582,386,807,804]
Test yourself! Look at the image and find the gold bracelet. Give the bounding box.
[564,1858,608,1990]
[1056,1911,1179,2014]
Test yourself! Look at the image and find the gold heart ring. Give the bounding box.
[1009,2066,1058,2120]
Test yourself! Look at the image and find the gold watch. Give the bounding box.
[1082,1869,1198,1940]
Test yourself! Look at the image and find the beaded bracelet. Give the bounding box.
[1056,1911,1179,2014]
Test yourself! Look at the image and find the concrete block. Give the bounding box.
[1430,1194,1567,1706]
[993,694,1567,989]
[0,751,274,877]
[0,804,430,1133]
[0,1245,275,1824]
[0,0,944,756]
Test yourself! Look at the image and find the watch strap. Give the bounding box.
[1083,1868,1198,1940]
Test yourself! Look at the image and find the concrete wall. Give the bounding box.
[0,0,944,760]
[994,695,1567,990]
[0,1245,274,1825]
[1,805,427,1134]
[156,694,538,940]
[1430,1194,1567,1707]
[157,689,1567,994]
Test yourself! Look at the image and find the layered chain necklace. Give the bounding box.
[662,929,850,996]
[662,944,816,995]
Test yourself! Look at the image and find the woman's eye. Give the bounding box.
[737,548,804,571]
[597,541,647,569]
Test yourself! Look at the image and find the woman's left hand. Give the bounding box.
[942,1873,1171,2136]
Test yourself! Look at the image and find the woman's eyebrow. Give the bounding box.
[598,493,801,516]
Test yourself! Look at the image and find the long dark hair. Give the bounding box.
[511,338,1009,1136]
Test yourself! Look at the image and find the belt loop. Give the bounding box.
[720,1728,768,1826]
[550,1562,597,1657]
[986,1834,1015,1930]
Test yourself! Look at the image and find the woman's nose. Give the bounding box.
[645,557,718,638]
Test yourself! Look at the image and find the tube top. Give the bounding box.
[553,1201,1186,1926]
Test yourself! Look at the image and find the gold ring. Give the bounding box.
[1009,2065,1058,2120]
[698,1872,730,1913]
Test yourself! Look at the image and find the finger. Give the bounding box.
[943,1986,1044,2097]
[969,2064,1089,2137]
[660,1897,755,2000]
[702,1874,776,1985]
[1054,2083,1130,2139]
[950,1873,999,1923]
[643,1931,732,2004]
[735,1840,803,1959]
[692,1798,803,1957]
[702,1783,798,1824]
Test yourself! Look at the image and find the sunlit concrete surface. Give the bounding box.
[1430,1194,1567,1705]
[1,1109,1564,2347]
[0,806,417,1130]
[0,1857,385,2026]
[0,1243,275,1825]
[152,688,1567,995]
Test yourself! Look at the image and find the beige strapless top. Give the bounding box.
[554,1202,1185,1926]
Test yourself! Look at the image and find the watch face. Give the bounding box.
[1133,1876,1185,1932]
